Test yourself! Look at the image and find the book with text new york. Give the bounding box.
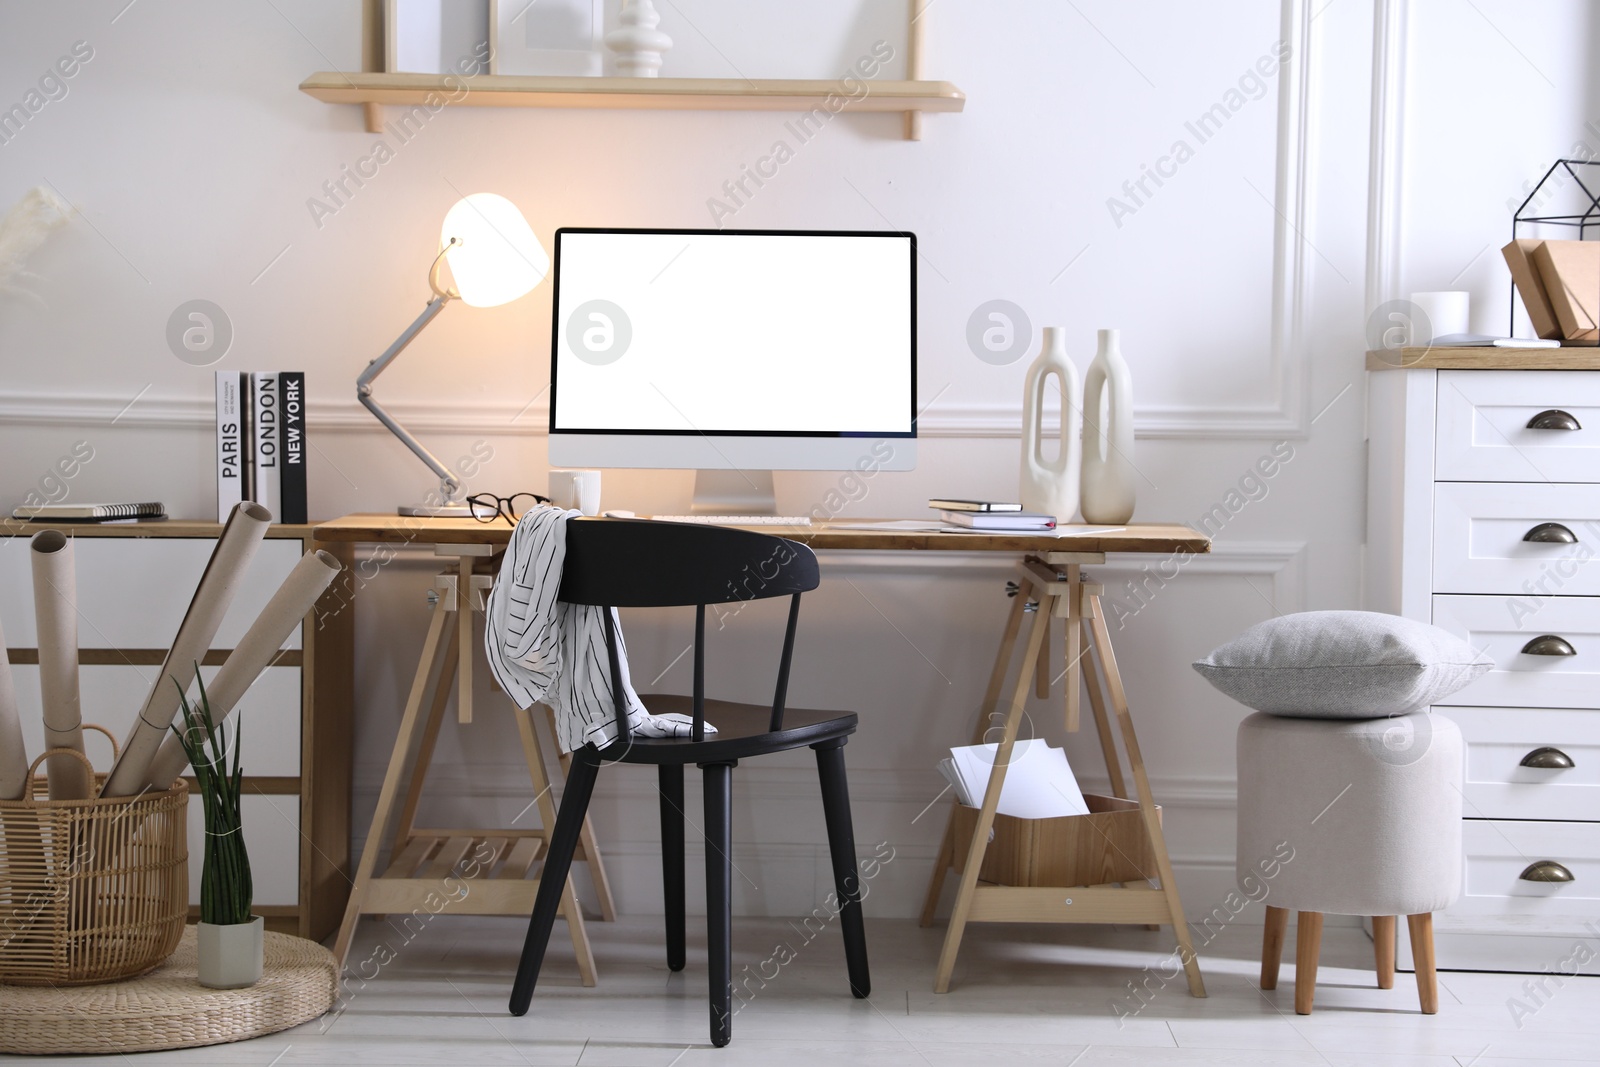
[279,371,307,523]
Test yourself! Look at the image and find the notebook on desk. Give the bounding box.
[12,502,167,522]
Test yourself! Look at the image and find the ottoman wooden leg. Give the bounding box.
[1408,913,1439,1014]
[1294,911,1323,1015]
[1260,906,1288,990]
[1373,915,1396,989]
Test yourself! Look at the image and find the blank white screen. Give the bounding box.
[551,231,913,434]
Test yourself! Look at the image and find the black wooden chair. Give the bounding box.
[507,517,870,1047]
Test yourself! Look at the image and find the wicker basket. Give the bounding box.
[0,732,188,986]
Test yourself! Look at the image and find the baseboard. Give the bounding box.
[1382,913,1600,976]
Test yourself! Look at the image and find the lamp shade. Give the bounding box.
[439,193,549,308]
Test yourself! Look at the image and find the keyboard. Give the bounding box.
[650,515,813,526]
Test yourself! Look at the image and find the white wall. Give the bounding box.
[1383,0,1600,319]
[0,0,1567,930]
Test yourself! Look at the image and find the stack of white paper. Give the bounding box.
[937,739,1091,819]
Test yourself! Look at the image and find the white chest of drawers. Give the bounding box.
[1368,362,1600,973]
[0,521,354,941]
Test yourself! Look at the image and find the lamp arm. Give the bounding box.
[357,293,463,501]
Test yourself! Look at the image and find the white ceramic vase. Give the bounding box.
[605,0,672,77]
[1080,328,1137,524]
[1019,326,1081,522]
[197,916,264,989]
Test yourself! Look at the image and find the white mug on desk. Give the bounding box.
[549,470,602,516]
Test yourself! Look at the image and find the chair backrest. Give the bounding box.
[559,518,819,607]
[558,518,820,745]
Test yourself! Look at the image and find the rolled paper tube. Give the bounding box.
[144,549,341,790]
[101,501,272,798]
[0,613,27,800]
[31,530,89,800]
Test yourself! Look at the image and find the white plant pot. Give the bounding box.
[197,916,264,989]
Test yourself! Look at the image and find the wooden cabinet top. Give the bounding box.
[1367,348,1600,370]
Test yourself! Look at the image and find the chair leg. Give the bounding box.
[814,739,871,999]
[703,761,734,1048]
[1373,915,1396,990]
[509,749,601,1017]
[1294,911,1323,1015]
[1260,905,1287,990]
[1408,913,1439,1014]
[659,764,686,973]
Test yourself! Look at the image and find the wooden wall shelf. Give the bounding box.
[299,72,965,138]
[323,0,956,139]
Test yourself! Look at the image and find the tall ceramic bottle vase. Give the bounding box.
[1080,329,1136,523]
[1019,326,1082,522]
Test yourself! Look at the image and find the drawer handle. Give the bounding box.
[1524,522,1579,544]
[1527,409,1583,431]
[1522,635,1578,656]
[1520,746,1576,769]
[1519,860,1575,883]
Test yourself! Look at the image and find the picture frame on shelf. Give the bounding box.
[490,0,603,77]
[386,0,489,75]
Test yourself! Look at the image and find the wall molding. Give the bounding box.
[352,764,1241,815]
[914,400,1303,440]
[0,4,1322,446]
[0,390,552,436]
[1,391,1301,441]
[815,539,1309,613]
[356,537,1311,613]
[1365,0,1408,311]
[358,538,1309,609]
[922,0,1320,440]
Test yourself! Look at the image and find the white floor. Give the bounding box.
[34,915,1600,1066]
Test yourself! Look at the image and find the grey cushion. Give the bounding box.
[1194,610,1492,718]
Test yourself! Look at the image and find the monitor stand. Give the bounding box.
[689,469,777,515]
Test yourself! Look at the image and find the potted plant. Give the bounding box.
[172,676,261,989]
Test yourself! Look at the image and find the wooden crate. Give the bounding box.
[950,794,1158,888]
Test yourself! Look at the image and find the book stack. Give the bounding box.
[1505,238,1600,343]
[215,371,307,524]
[929,498,1056,532]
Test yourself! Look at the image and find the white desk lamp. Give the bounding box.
[358,193,549,517]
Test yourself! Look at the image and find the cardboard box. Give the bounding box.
[950,793,1158,888]
[1502,238,1564,339]
[1531,239,1600,341]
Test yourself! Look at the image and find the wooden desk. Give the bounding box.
[315,514,1205,555]
[317,514,1209,993]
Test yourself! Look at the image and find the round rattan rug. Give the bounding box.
[0,927,338,1055]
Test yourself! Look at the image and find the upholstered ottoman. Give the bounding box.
[1195,610,1490,1015]
[1237,711,1462,1013]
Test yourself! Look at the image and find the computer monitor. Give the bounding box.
[547,228,917,513]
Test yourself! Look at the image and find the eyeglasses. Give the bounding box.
[466,492,549,526]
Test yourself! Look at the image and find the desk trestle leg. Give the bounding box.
[933,597,1053,993]
[332,557,609,987]
[925,556,1206,998]
[919,589,1029,928]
